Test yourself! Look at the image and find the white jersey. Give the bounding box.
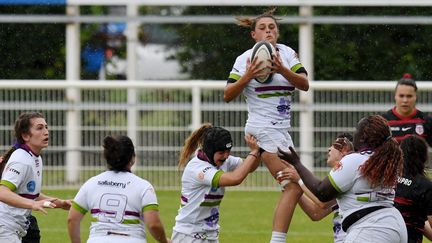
[173,153,242,240]
[229,43,305,129]
[328,152,395,222]
[0,148,43,235]
[72,171,158,240]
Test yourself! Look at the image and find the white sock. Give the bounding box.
[270,231,286,243]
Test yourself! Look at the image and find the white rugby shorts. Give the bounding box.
[245,125,294,153]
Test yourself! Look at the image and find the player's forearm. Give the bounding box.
[223,77,250,102]
[220,154,259,186]
[148,224,169,243]
[68,225,81,243]
[280,68,309,91]
[293,163,335,202]
[0,186,35,209]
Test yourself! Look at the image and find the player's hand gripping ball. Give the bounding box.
[250,41,276,84]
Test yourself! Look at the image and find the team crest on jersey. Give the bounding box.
[27,180,36,192]
[332,161,343,172]
[415,124,424,135]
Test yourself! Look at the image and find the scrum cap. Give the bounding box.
[202,127,233,164]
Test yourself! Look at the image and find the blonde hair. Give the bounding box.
[235,7,280,30]
[178,123,213,168]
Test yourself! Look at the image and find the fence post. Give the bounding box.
[127,4,139,144]
[299,6,314,171]
[191,85,201,130]
[66,5,81,183]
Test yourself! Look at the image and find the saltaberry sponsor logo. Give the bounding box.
[97,180,129,189]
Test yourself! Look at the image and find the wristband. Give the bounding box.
[248,153,258,159]
[298,179,304,186]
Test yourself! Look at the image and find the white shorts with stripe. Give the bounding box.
[245,125,294,153]
[171,231,219,243]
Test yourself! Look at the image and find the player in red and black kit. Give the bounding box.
[394,135,432,243]
[381,74,432,146]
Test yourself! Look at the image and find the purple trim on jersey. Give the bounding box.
[181,195,188,203]
[124,211,140,217]
[255,86,295,92]
[197,150,209,162]
[204,194,224,199]
[14,142,40,157]
[19,193,39,200]
[91,208,140,217]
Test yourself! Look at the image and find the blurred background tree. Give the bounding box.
[1,5,432,80]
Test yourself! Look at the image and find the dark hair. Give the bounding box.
[396,73,417,92]
[400,135,428,177]
[103,135,135,172]
[236,7,280,30]
[355,115,403,188]
[178,123,232,168]
[1,112,45,178]
[333,133,354,153]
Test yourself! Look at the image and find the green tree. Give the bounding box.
[0,6,65,79]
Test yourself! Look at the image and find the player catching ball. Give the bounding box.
[223,7,309,243]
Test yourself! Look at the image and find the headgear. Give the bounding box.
[202,127,233,165]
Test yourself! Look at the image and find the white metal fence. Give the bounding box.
[1,80,431,190]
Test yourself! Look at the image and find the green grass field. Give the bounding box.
[36,190,334,243]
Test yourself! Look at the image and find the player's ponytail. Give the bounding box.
[357,115,403,188]
[178,123,213,168]
[0,147,16,179]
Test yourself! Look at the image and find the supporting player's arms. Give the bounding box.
[278,147,338,202]
[67,206,84,243]
[143,210,170,243]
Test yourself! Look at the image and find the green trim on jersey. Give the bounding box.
[257,92,293,98]
[291,63,303,73]
[327,175,342,193]
[71,201,88,215]
[212,170,223,188]
[122,219,141,224]
[356,196,369,202]
[0,180,17,192]
[228,73,241,81]
[200,200,222,207]
[143,204,159,212]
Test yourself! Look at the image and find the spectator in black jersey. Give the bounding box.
[394,135,432,243]
[381,73,432,146]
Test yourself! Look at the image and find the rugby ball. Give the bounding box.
[250,41,276,83]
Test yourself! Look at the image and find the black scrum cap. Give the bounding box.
[202,127,233,164]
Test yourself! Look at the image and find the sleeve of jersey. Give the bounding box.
[0,161,29,192]
[227,156,242,171]
[328,155,358,193]
[227,54,247,83]
[141,183,159,212]
[72,183,89,215]
[285,47,307,75]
